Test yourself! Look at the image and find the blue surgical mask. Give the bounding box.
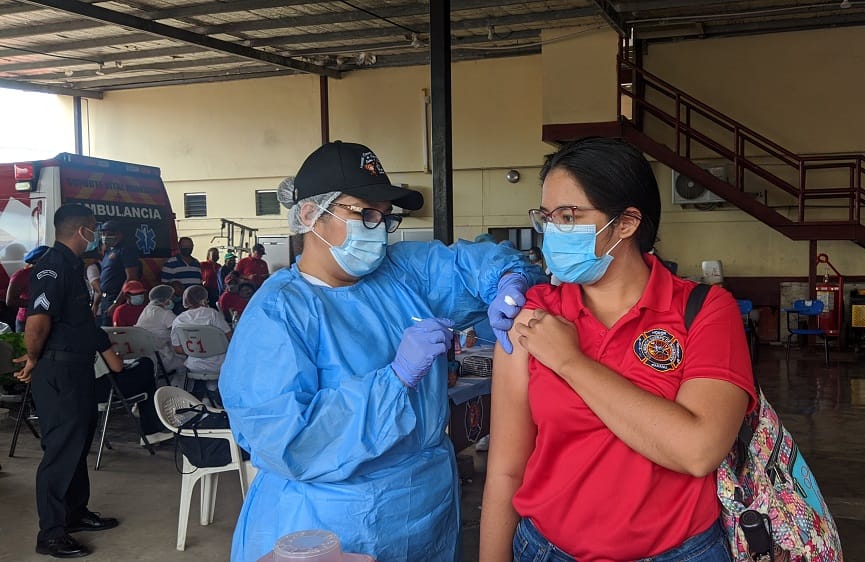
[541,217,622,285]
[129,294,145,306]
[81,227,99,253]
[313,205,388,277]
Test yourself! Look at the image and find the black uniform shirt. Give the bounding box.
[28,241,112,354]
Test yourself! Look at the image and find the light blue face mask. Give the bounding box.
[81,227,99,253]
[313,206,388,277]
[541,217,622,285]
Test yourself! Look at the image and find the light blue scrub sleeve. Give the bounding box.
[220,283,417,483]
[386,239,547,328]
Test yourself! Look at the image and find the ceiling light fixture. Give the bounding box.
[410,33,423,48]
[114,60,123,69]
[94,63,105,76]
[356,52,376,65]
[840,0,851,8]
[487,24,495,41]
[64,69,74,77]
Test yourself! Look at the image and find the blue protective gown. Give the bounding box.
[219,240,544,562]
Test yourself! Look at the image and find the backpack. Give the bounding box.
[685,285,843,562]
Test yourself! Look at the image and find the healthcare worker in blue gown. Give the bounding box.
[219,141,546,562]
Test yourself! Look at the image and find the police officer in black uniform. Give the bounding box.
[15,204,125,558]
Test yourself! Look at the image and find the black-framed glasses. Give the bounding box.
[331,202,403,233]
[528,205,598,233]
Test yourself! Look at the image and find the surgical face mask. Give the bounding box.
[101,235,117,247]
[129,294,145,306]
[81,227,99,253]
[180,247,193,257]
[311,205,388,277]
[541,217,622,285]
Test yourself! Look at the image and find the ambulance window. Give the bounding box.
[184,193,207,218]
[255,190,280,216]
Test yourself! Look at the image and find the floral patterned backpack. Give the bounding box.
[685,285,843,562]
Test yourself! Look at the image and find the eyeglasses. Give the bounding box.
[528,205,598,233]
[330,202,403,233]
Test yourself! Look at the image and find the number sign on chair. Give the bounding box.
[174,325,229,359]
[102,326,157,360]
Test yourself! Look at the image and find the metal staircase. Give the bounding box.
[543,44,865,248]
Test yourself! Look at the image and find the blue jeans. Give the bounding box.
[512,517,731,562]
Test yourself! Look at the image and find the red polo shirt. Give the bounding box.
[513,254,756,561]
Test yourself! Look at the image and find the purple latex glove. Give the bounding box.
[488,274,529,354]
[391,317,455,388]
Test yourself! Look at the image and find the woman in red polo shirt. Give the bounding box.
[479,138,757,562]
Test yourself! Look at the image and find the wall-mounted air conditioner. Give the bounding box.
[672,166,728,205]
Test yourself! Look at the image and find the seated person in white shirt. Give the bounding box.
[170,285,232,406]
[135,284,186,387]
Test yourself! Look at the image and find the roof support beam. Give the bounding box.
[19,54,277,81]
[195,0,592,36]
[430,0,454,246]
[592,0,627,36]
[0,77,102,98]
[0,33,156,58]
[251,8,599,48]
[18,0,341,78]
[0,45,204,72]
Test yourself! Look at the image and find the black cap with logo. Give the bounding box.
[293,141,424,211]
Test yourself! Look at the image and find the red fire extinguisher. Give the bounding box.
[815,253,843,338]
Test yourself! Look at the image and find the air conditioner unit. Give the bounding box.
[672,166,728,205]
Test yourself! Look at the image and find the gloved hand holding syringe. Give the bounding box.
[410,317,497,345]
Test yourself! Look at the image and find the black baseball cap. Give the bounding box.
[293,141,424,211]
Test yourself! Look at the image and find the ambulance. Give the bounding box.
[0,152,178,289]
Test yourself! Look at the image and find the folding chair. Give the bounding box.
[784,299,829,367]
[0,340,40,457]
[7,381,40,457]
[154,386,255,551]
[172,324,229,400]
[94,354,156,470]
[102,326,175,387]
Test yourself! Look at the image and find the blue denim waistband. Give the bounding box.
[514,518,727,562]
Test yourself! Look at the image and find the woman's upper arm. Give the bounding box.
[675,287,755,468]
[488,309,537,478]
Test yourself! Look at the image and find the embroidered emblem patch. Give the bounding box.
[36,270,57,280]
[633,328,683,372]
[359,151,385,176]
[34,292,50,310]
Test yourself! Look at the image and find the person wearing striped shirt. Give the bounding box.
[160,237,202,304]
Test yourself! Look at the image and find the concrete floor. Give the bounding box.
[1,345,863,561]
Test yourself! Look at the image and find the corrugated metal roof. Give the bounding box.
[0,0,862,96]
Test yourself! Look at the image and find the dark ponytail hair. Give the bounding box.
[540,137,661,253]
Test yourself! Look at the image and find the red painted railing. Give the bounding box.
[618,49,865,227]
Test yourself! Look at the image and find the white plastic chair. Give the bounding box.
[102,326,175,386]
[172,324,229,392]
[154,386,256,551]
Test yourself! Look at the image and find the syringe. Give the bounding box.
[410,317,497,345]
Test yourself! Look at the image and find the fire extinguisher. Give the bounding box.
[815,253,843,338]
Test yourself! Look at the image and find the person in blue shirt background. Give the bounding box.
[220,141,545,562]
[97,220,139,326]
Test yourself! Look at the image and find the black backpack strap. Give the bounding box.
[684,283,712,331]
